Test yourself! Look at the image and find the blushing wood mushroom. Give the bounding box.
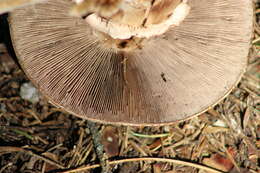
[9,0,252,125]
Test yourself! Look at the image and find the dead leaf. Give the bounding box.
[202,149,235,173]
[148,139,162,149]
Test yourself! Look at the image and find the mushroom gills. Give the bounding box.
[9,0,252,125]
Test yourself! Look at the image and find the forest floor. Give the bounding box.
[0,1,259,173]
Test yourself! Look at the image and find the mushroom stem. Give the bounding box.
[85,1,190,39]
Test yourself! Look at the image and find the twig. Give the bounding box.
[0,97,20,101]
[218,111,260,157]
[220,136,240,173]
[0,146,65,169]
[130,131,170,138]
[129,140,149,156]
[61,157,225,173]
[0,163,12,173]
[86,121,110,173]
[119,126,130,155]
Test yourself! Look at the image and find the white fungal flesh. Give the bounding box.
[73,0,84,4]
[85,2,191,39]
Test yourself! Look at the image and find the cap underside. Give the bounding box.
[10,0,252,125]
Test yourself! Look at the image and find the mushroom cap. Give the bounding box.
[9,0,252,125]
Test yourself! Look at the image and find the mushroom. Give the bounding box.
[9,0,252,125]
